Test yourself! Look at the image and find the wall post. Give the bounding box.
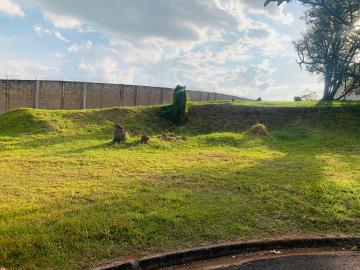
[60,81,65,109]
[161,88,164,104]
[33,80,40,109]
[5,80,10,111]
[81,82,87,109]
[101,84,104,108]
[134,86,138,106]
[119,84,123,106]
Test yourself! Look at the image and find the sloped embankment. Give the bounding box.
[0,106,171,136]
[187,103,360,132]
[1,102,360,136]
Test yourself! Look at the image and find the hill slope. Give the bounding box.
[0,102,359,270]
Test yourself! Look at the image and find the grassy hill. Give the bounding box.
[0,101,360,269]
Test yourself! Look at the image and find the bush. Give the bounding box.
[160,85,189,125]
[247,123,269,137]
[294,96,302,102]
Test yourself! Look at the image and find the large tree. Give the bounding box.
[265,0,360,100]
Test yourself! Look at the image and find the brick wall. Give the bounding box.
[137,86,150,106]
[0,79,249,113]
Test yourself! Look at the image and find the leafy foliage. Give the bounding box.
[160,85,189,125]
[265,0,360,101]
[295,2,360,100]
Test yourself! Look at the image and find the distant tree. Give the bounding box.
[265,0,360,100]
[301,91,319,101]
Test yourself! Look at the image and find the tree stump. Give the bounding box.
[140,130,149,144]
[113,121,127,143]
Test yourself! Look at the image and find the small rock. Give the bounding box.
[270,249,282,255]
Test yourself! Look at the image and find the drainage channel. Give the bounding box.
[164,250,360,270]
[94,237,360,270]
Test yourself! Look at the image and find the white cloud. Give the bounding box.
[78,62,89,71]
[68,41,94,53]
[68,43,79,53]
[240,23,293,57]
[53,31,69,42]
[85,40,92,49]
[0,59,57,80]
[0,36,12,43]
[52,52,63,59]
[33,24,51,36]
[0,0,24,17]
[77,57,136,84]
[2,0,314,100]
[238,0,294,25]
[33,0,293,43]
[33,24,69,42]
[43,9,81,29]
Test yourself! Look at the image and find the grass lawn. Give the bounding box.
[0,101,360,269]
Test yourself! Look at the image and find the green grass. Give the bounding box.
[0,102,360,269]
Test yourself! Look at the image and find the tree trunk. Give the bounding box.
[322,74,333,101]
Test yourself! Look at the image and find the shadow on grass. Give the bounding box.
[315,100,360,107]
[2,142,359,270]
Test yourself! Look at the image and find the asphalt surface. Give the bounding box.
[220,253,360,270]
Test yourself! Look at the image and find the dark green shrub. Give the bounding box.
[160,85,189,125]
[171,85,189,124]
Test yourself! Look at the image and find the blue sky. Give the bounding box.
[0,0,322,100]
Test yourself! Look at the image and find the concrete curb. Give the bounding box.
[93,237,360,270]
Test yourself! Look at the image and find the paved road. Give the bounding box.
[221,253,360,270]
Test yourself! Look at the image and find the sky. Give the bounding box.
[0,0,323,100]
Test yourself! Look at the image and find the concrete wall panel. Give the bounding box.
[150,87,162,105]
[162,88,173,104]
[0,80,248,113]
[188,90,202,102]
[86,83,103,109]
[38,81,62,109]
[8,80,34,110]
[137,86,150,106]
[123,85,136,106]
[63,81,82,110]
[102,83,121,108]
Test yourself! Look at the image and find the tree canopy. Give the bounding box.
[265,0,360,100]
